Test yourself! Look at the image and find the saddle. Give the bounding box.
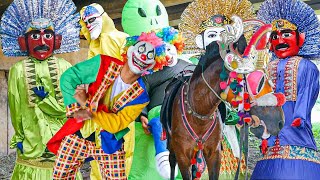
[160,70,230,140]
[160,71,192,137]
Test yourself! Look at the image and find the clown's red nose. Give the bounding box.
[165,55,170,61]
[140,54,146,61]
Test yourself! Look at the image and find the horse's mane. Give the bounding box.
[192,41,221,79]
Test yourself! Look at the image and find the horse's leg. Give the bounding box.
[175,154,192,180]
[205,148,221,180]
[169,150,176,180]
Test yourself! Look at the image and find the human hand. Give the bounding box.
[74,85,87,106]
[17,142,23,154]
[74,109,92,123]
[141,115,151,135]
[291,118,305,129]
[32,86,48,99]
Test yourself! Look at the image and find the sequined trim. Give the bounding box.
[23,58,37,106]
[16,155,55,169]
[261,145,320,164]
[23,56,62,107]
[268,56,301,101]
[47,57,64,104]
[111,81,144,113]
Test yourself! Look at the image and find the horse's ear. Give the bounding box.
[195,35,204,49]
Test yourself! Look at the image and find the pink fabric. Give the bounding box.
[247,71,264,95]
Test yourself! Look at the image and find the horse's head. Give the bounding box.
[219,17,285,138]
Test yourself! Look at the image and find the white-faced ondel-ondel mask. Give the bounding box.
[165,43,178,67]
[127,41,156,74]
[196,27,226,49]
[82,5,104,40]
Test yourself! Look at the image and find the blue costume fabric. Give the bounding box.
[251,0,320,179]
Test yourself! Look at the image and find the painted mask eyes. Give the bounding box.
[147,52,154,59]
[87,17,96,24]
[138,44,146,53]
[208,34,217,38]
[282,32,292,38]
[271,34,279,40]
[138,8,147,17]
[30,33,40,40]
[44,33,53,39]
[156,5,161,16]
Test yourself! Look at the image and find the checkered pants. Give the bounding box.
[52,134,126,180]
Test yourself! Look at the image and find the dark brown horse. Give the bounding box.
[162,40,284,180]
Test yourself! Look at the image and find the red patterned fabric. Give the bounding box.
[47,118,84,155]
[88,55,124,96]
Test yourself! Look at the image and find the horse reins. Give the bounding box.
[201,70,250,180]
[180,83,218,144]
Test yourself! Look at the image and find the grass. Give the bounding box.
[312,123,320,149]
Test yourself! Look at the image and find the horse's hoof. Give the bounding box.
[155,151,178,179]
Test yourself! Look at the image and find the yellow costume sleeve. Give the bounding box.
[92,102,148,134]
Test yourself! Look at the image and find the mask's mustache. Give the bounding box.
[34,45,50,52]
[275,43,289,50]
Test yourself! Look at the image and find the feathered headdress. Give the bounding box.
[155,26,184,55]
[0,0,80,57]
[122,32,166,72]
[257,0,320,59]
[179,0,254,54]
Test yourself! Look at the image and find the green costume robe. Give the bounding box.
[8,56,81,179]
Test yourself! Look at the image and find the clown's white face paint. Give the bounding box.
[127,41,156,74]
[196,27,225,49]
[83,14,102,40]
[165,43,178,67]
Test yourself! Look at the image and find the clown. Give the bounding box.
[47,32,168,180]
[122,1,193,179]
[179,0,254,178]
[0,0,80,179]
[251,0,320,179]
[79,4,131,179]
[136,26,184,179]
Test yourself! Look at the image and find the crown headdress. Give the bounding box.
[0,0,80,57]
[179,0,254,54]
[257,0,320,59]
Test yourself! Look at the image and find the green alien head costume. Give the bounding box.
[122,0,169,36]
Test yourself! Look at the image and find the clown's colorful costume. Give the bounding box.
[0,0,80,179]
[48,55,149,179]
[47,32,167,179]
[79,4,131,179]
[252,0,320,179]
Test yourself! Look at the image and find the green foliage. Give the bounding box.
[312,123,320,149]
